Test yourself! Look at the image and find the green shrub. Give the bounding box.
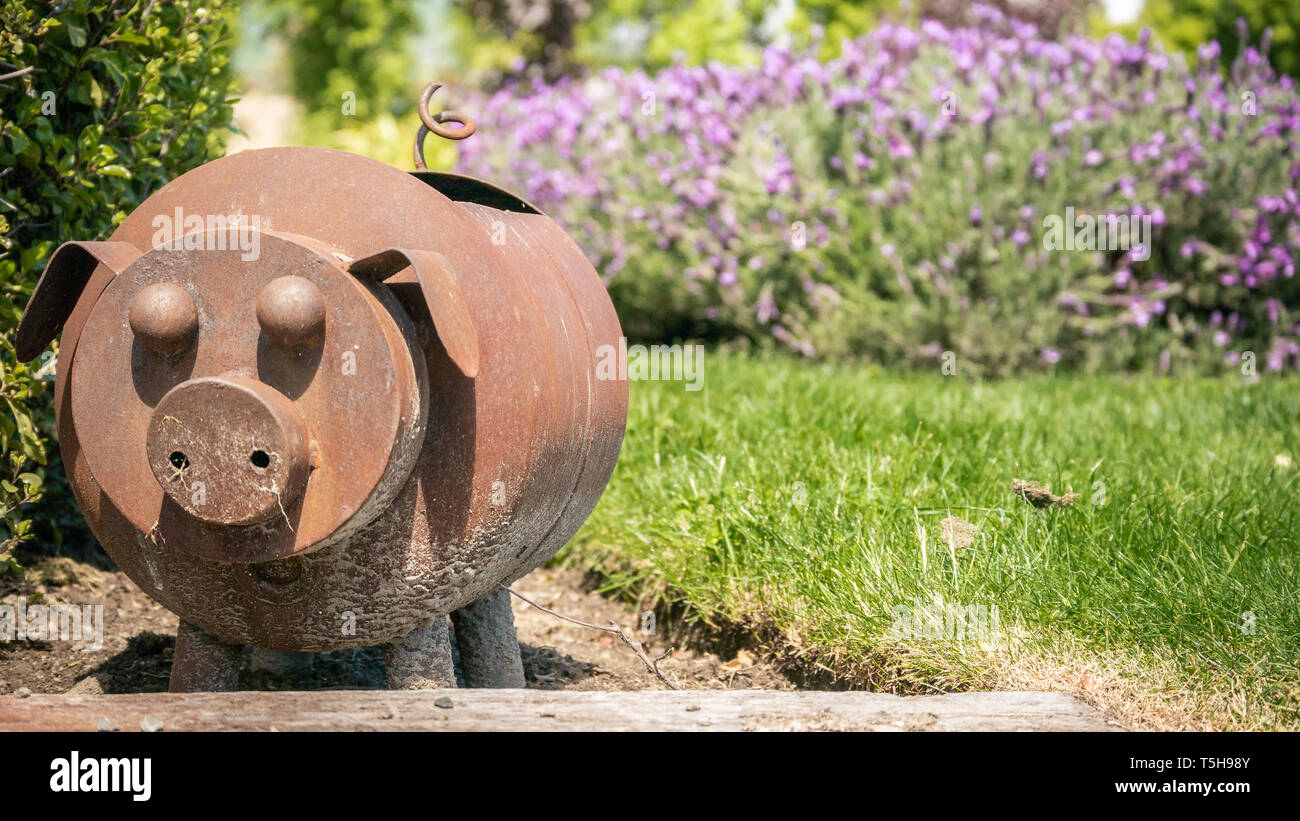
[0,0,238,569]
[1108,0,1300,83]
[263,0,415,128]
[249,0,425,168]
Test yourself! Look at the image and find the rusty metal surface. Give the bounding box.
[146,375,312,526]
[22,139,626,652]
[255,275,327,347]
[411,171,541,215]
[128,282,199,353]
[413,81,477,171]
[350,248,480,378]
[67,228,427,564]
[15,240,141,361]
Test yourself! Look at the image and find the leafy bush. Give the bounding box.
[259,0,416,130]
[1116,0,1299,83]
[457,4,1300,375]
[0,332,49,573]
[451,0,903,83]
[0,0,238,568]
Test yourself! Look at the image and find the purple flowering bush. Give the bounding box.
[458,4,1300,374]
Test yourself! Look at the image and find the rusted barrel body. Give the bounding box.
[23,147,626,651]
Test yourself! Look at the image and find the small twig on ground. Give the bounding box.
[500,583,680,689]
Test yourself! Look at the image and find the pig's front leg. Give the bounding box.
[450,588,526,688]
[384,616,456,689]
[170,620,244,692]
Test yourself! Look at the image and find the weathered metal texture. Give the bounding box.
[413,81,477,170]
[15,240,142,362]
[22,146,627,652]
[67,228,427,564]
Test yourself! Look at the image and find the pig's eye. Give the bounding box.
[256,276,326,347]
[129,283,198,354]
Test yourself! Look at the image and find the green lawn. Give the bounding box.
[564,352,1300,729]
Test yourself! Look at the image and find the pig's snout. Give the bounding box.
[146,375,311,527]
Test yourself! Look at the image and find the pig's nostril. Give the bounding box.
[144,376,312,528]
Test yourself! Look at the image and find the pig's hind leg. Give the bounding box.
[384,616,456,689]
[169,620,244,692]
[450,588,526,688]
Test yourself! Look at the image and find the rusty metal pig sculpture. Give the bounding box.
[13,86,627,691]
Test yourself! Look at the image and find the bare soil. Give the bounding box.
[0,555,796,694]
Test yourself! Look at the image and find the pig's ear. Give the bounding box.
[349,248,480,379]
[15,241,142,362]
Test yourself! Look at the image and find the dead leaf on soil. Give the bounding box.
[721,649,756,672]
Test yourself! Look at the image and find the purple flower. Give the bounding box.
[1032,153,1049,179]
[460,16,1300,372]
[1051,120,1074,138]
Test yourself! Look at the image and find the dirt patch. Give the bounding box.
[0,556,796,693]
[511,568,795,691]
[1,556,180,694]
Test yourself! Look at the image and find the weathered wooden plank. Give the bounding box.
[0,690,1119,731]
